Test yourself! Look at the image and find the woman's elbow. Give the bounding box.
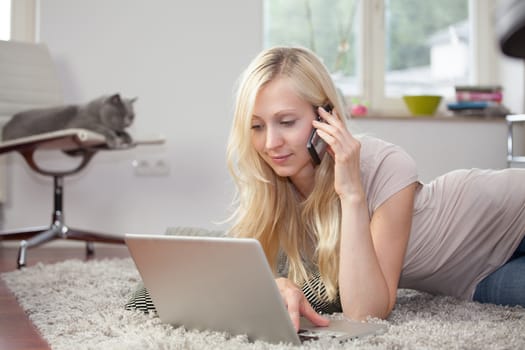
[341,299,394,321]
[342,309,391,321]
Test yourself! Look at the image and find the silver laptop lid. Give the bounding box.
[125,234,301,345]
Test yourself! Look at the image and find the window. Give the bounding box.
[0,0,11,40]
[264,0,360,95]
[264,0,498,116]
[384,0,469,97]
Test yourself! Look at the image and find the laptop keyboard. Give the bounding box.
[298,329,350,342]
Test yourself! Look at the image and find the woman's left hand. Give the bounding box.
[313,107,364,200]
[275,277,330,331]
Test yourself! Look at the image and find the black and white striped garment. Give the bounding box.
[123,272,341,315]
[124,283,157,314]
[277,252,342,314]
[301,271,342,314]
[125,250,342,315]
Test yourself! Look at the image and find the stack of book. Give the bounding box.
[447,85,509,117]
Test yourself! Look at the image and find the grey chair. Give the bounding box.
[0,39,161,268]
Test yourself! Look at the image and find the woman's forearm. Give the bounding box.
[338,196,392,320]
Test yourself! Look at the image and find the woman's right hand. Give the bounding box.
[275,277,330,332]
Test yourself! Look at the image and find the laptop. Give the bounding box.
[125,234,387,345]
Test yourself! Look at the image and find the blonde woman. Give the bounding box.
[226,46,525,331]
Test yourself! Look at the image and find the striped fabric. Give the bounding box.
[301,271,342,314]
[124,273,341,315]
[124,229,341,315]
[277,251,342,314]
[124,283,156,314]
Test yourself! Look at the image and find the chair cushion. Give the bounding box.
[0,128,107,154]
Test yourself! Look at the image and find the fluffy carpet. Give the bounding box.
[2,257,524,350]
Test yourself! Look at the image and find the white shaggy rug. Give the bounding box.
[2,257,525,350]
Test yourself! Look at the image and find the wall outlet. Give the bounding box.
[132,159,170,177]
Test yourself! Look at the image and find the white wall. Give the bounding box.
[349,118,509,183]
[3,0,262,234]
[501,55,525,114]
[1,0,523,236]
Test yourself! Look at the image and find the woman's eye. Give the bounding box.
[251,124,263,130]
[281,120,295,127]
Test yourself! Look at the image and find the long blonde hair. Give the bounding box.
[226,47,346,300]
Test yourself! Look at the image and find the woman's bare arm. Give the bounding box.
[338,183,416,320]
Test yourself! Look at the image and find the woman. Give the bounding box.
[226,46,525,331]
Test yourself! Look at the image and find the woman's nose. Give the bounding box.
[265,127,283,150]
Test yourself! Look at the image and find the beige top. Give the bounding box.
[360,136,525,300]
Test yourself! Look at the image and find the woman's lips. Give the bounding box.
[270,154,291,164]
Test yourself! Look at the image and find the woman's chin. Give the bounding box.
[270,165,295,178]
[273,170,293,178]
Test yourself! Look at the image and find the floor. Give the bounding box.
[0,242,130,350]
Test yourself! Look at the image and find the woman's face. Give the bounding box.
[251,77,316,189]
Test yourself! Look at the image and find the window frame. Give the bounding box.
[0,0,11,40]
[6,0,36,42]
[357,0,498,116]
[12,0,500,117]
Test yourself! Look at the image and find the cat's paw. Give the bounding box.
[116,131,133,147]
[103,130,133,149]
[104,138,119,149]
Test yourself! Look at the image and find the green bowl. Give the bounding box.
[402,95,442,116]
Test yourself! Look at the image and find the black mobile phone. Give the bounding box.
[307,104,332,165]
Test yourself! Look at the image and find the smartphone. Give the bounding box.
[307,104,332,165]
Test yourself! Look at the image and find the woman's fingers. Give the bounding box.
[286,290,330,331]
[300,299,330,328]
[313,106,363,197]
[283,287,303,331]
[317,107,349,134]
[314,122,358,161]
[276,278,329,332]
[313,109,351,146]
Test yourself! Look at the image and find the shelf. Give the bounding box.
[351,114,507,123]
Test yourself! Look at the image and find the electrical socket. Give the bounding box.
[132,159,170,177]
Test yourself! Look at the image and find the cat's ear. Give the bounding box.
[109,93,122,105]
[130,97,138,104]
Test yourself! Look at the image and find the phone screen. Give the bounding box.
[307,104,332,165]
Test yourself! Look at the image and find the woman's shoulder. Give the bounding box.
[357,135,419,213]
[358,134,416,169]
[357,134,404,159]
[357,134,388,147]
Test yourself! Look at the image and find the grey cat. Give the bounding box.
[2,93,137,151]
